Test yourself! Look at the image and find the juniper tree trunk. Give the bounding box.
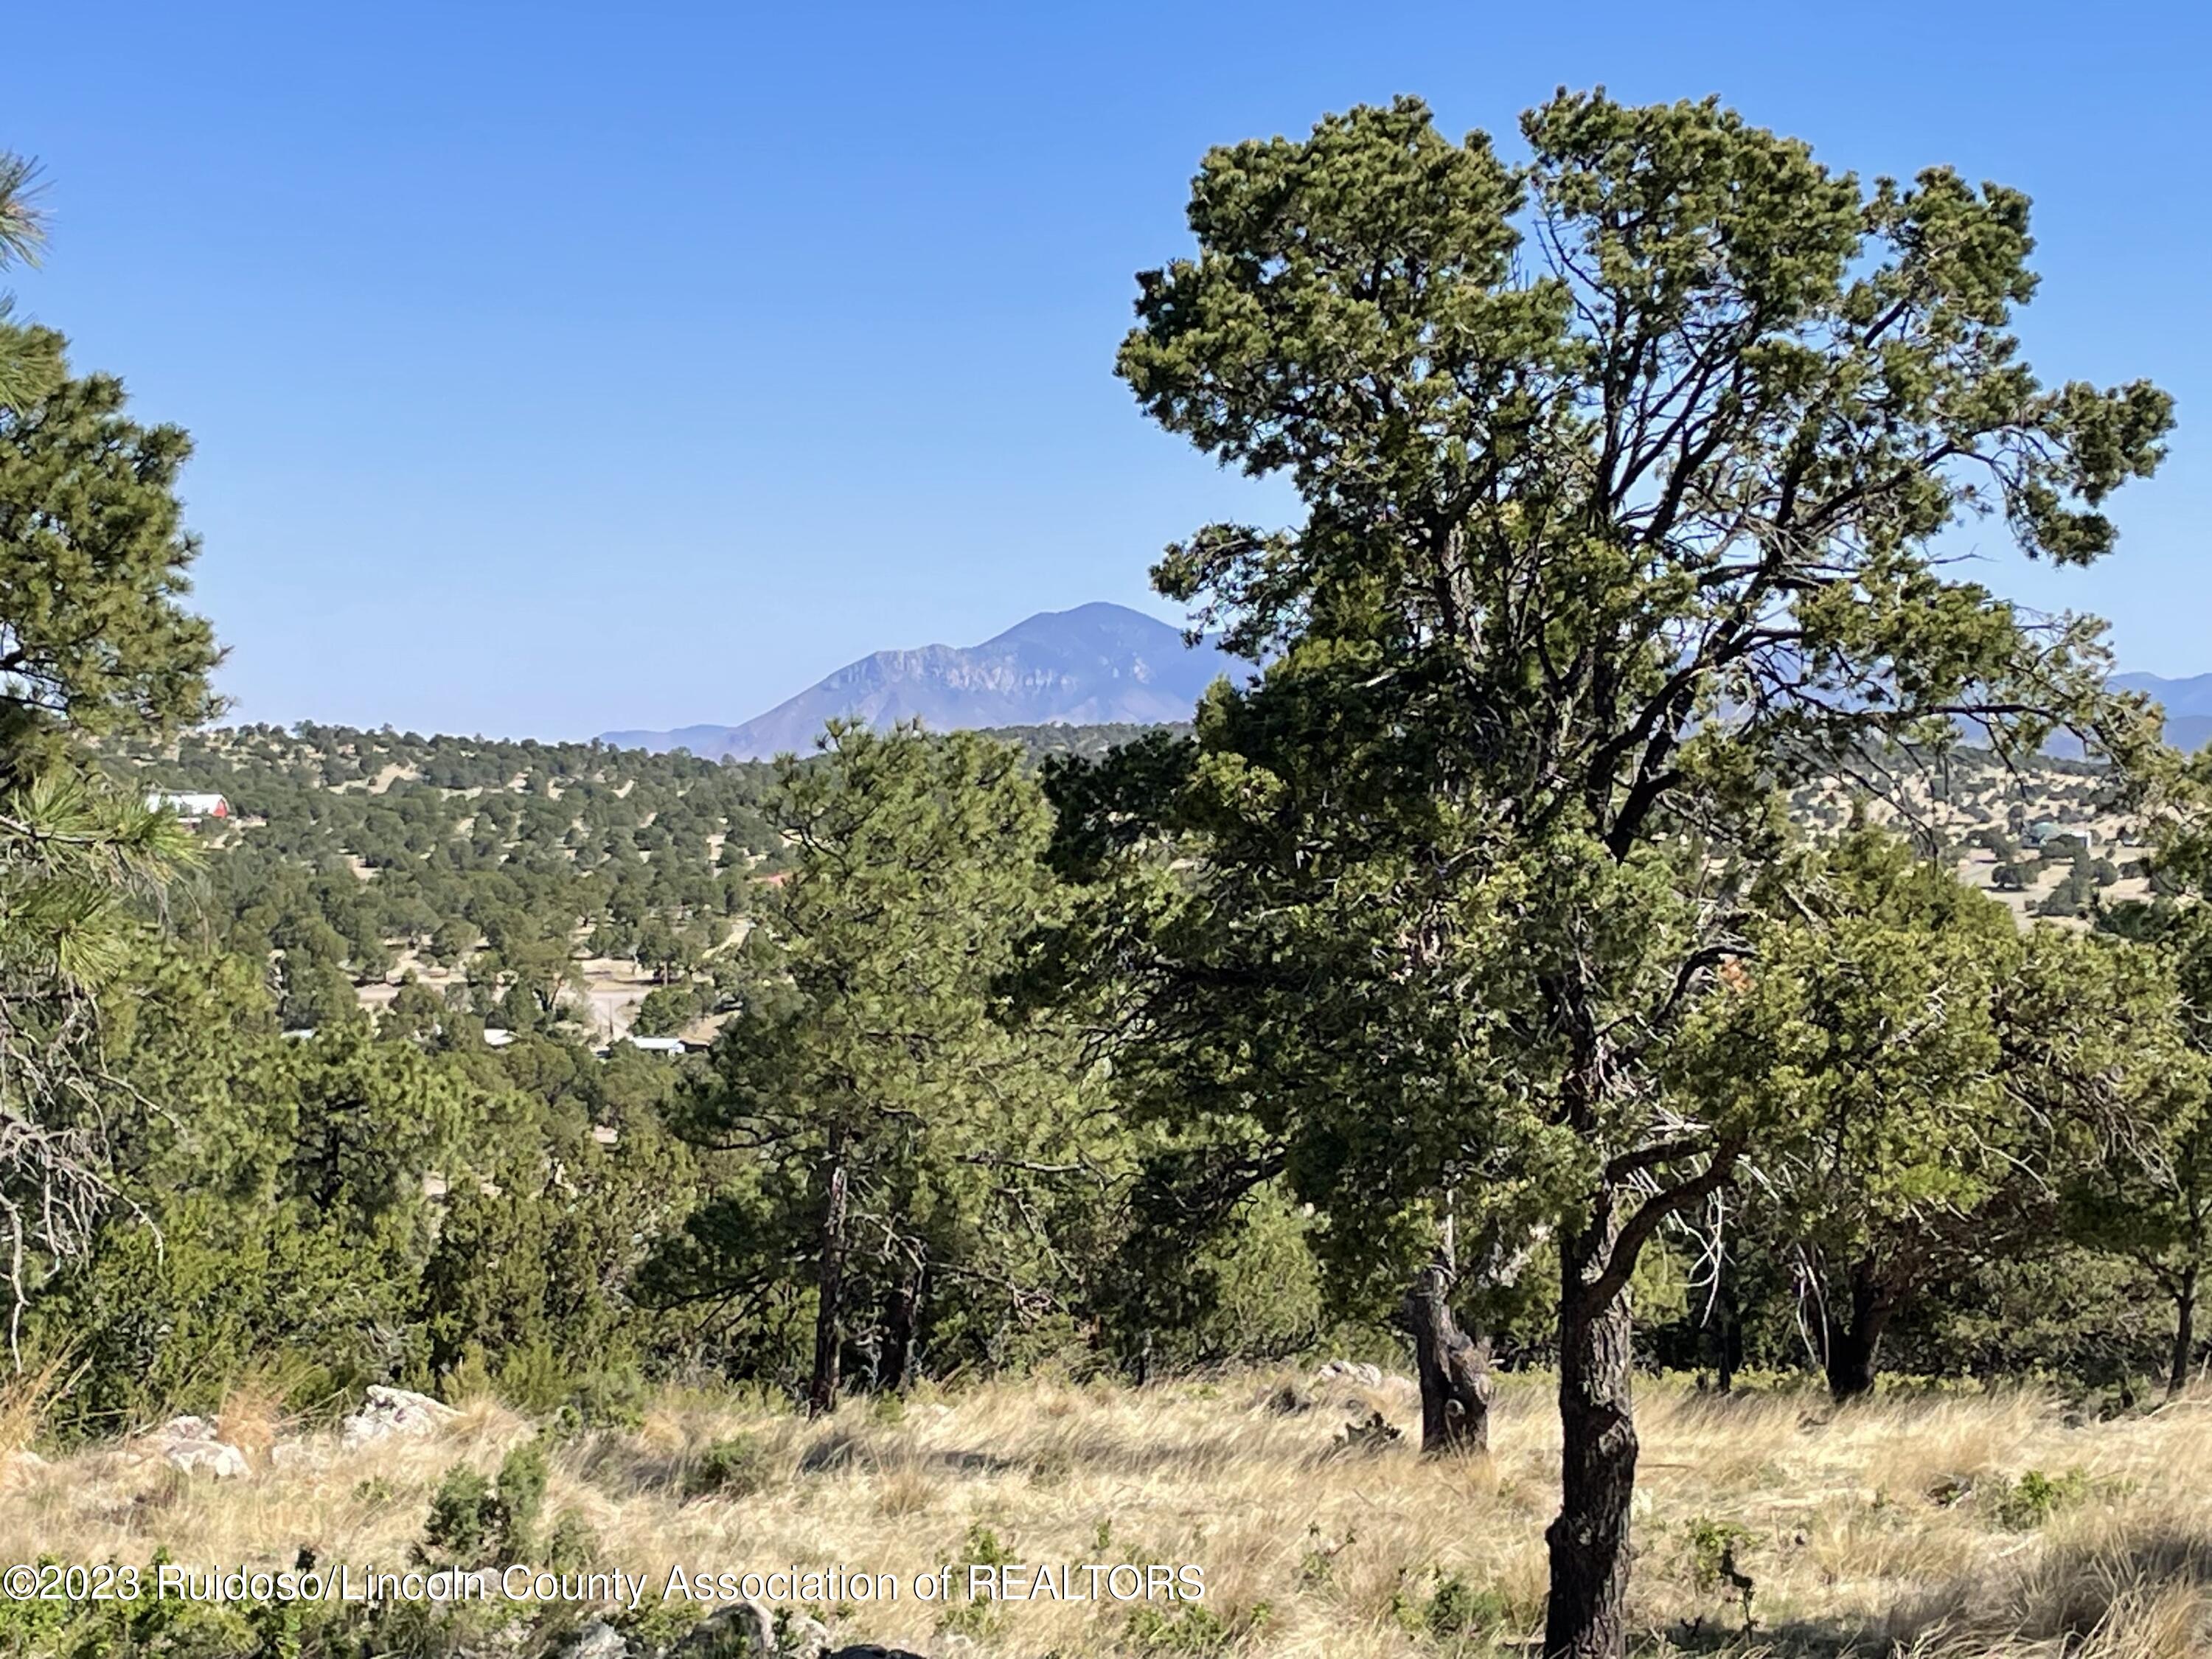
[1404,1257,1496,1454]
[880,1256,923,1394]
[807,1148,849,1417]
[1543,1205,1637,1659]
[1823,1261,1894,1403]
[2169,1263,2198,1402]
[1708,1243,1742,1395]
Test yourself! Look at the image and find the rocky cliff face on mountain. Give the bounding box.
[599,602,1251,760]
[601,608,2212,762]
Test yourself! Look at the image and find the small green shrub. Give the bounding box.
[687,1433,774,1500]
[1423,1572,1510,1641]
[1390,1566,1512,1645]
[1683,1515,1758,1630]
[493,1439,549,1559]
[420,1437,554,1568]
[935,1525,1019,1641]
[1992,1467,2093,1529]
[543,1512,602,1574]
[1127,1600,1270,1655]
[420,1466,495,1567]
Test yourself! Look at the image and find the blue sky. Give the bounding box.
[10,1,2208,737]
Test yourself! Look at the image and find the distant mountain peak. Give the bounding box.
[598,602,1249,760]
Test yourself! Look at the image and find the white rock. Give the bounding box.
[1313,1360,1385,1388]
[341,1385,459,1447]
[136,1416,250,1479]
[164,1439,250,1478]
[565,1620,631,1659]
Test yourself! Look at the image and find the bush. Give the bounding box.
[1992,1467,2093,1529]
[1683,1515,1758,1630]
[493,1439,549,1559]
[421,1465,495,1566]
[1394,1570,1512,1642]
[420,1438,552,1568]
[686,1434,774,1500]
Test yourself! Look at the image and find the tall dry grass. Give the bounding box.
[5,1368,2212,1655]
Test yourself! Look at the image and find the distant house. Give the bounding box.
[147,790,231,823]
[622,1034,688,1055]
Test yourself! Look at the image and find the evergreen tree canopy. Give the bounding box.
[1093,90,2171,1658]
[655,723,1099,1407]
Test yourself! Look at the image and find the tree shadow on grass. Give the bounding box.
[1646,1525,2212,1658]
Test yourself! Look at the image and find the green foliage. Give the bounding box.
[1391,1568,1515,1646]
[492,1439,549,1560]
[1094,85,2169,1645]
[420,1464,497,1567]
[653,723,1104,1401]
[1124,1598,1266,1656]
[935,1523,1020,1641]
[686,1433,774,1500]
[1683,1516,1759,1628]
[0,153,63,411]
[0,195,219,1334]
[0,363,218,745]
[97,720,791,1040]
[1991,1467,2094,1530]
[543,1511,602,1574]
[419,1439,551,1568]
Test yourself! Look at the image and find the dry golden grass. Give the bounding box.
[0,1356,60,1458]
[7,1369,2212,1655]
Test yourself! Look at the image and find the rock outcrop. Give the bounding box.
[340,1385,459,1447]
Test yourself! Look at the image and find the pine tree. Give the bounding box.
[653,723,1099,1408]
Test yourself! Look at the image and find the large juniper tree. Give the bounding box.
[1107,92,2169,1656]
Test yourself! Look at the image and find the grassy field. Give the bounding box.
[7,1368,2212,1658]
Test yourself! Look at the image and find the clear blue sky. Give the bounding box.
[10,1,2208,737]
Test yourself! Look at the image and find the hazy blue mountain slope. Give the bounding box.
[602,617,2211,759]
[600,603,1251,759]
[2109,672,2212,752]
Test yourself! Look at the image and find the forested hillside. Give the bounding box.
[100,724,785,1038]
[91,719,2155,1051]
[91,721,1191,1041]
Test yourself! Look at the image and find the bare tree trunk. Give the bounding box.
[880,1254,924,1394]
[1543,1206,1637,1659]
[1404,1255,1496,1454]
[1823,1260,1893,1403]
[807,1145,849,1417]
[2169,1262,2198,1402]
[1707,1241,1742,1395]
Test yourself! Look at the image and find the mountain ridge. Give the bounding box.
[599,602,1251,760]
[599,614,2212,759]
[2112,672,2212,754]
